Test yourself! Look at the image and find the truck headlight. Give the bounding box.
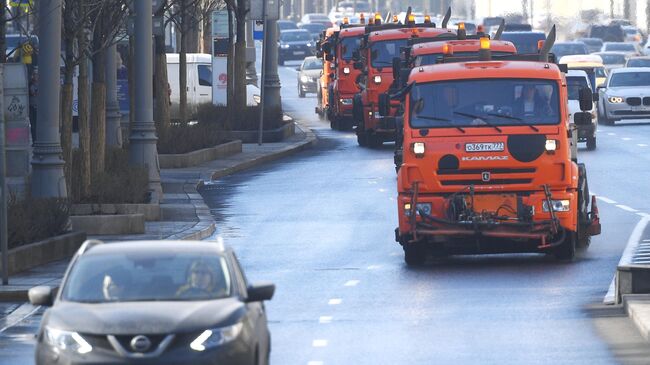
[545,139,557,151]
[340,98,353,105]
[190,323,243,351]
[412,142,425,157]
[44,327,93,354]
[542,200,570,212]
[404,203,432,217]
[373,75,382,84]
[608,96,624,103]
[343,67,351,74]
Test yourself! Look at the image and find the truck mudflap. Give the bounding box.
[403,182,570,250]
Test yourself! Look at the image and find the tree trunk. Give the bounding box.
[78,57,91,199]
[202,16,211,53]
[179,29,188,124]
[91,40,107,178]
[61,11,75,193]
[154,33,170,138]
[226,8,234,128]
[234,4,247,118]
[0,5,6,63]
[128,35,135,135]
[186,2,200,53]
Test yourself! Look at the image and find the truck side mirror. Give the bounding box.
[325,54,334,61]
[352,50,360,61]
[573,111,592,126]
[321,42,332,54]
[578,87,593,111]
[378,93,390,117]
[392,57,401,82]
[353,61,363,70]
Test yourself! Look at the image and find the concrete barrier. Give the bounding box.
[71,203,161,221]
[70,214,145,235]
[159,140,242,169]
[3,231,86,275]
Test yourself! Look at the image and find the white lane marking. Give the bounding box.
[344,280,360,287]
[0,303,40,334]
[367,265,381,270]
[616,204,638,212]
[308,362,324,365]
[319,316,333,324]
[622,137,633,141]
[597,196,617,204]
[608,132,616,136]
[378,188,387,192]
[328,298,342,305]
[604,216,650,304]
[312,339,328,347]
[643,239,650,242]
[638,144,648,147]
[390,252,401,256]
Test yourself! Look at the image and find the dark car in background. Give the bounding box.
[500,32,546,54]
[277,20,299,32]
[278,29,315,65]
[626,56,650,67]
[503,23,532,32]
[576,37,604,53]
[29,240,276,365]
[299,23,328,42]
[551,42,588,59]
[299,13,334,28]
[590,24,625,42]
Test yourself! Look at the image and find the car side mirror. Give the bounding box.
[29,286,53,306]
[246,282,275,302]
[378,93,390,117]
[573,111,592,126]
[353,61,363,70]
[295,66,301,71]
[578,87,593,111]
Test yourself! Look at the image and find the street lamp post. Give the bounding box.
[129,0,163,203]
[31,0,66,198]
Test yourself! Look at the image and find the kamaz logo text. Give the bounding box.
[461,156,509,161]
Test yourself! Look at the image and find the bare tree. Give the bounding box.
[224,0,248,123]
[154,0,172,138]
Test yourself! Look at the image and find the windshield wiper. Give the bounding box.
[453,111,502,133]
[486,113,539,132]
[415,115,465,133]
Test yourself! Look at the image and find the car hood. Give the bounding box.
[300,70,321,78]
[606,86,650,96]
[44,299,246,335]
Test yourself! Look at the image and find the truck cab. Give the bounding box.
[329,26,365,130]
[353,22,456,147]
[315,26,339,120]
[393,51,600,265]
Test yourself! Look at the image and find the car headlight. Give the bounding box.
[373,75,382,84]
[608,96,624,103]
[301,75,311,83]
[340,98,353,105]
[307,42,313,47]
[542,200,570,212]
[281,44,290,49]
[404,203,432,217]
[44,327,92,354]
[343,67,351,74]
[190,323,243,351]
[545,139,557,151]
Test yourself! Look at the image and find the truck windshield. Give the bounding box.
[340,36,361,60]
[566,77,590,100]
[370,39,408,68]
[409,79,561,129]
[609,72,650,87]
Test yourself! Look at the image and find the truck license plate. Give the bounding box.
[465,142,505,152]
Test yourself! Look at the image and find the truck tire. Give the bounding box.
[404,242,426,266]
[352,94,364,126]
[586,136,596,151]
[577,164,591,249]
[357,130,369,147]
[554,231,576,261]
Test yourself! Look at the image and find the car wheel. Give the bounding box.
[298,84,305,98]
[586,136,596,150]
[404,242,426,266]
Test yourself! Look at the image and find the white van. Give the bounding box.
[166,53,259,121]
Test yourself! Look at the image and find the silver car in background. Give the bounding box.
[598,67,650,125]
[297,56,322,98]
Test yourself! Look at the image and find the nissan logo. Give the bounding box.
[130,335,152,353]
[481,172,491,182]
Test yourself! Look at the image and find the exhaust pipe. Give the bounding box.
[539,25,556,62]
[493,19,505,40]
[441,7,452,28]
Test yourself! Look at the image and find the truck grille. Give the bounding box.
[440,179,533,186]
[437,167,536,175]
[437,167,536,187]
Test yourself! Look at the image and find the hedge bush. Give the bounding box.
[196,104,284,131]
[8,193,70,249]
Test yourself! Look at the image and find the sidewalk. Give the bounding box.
[0,120,316,302]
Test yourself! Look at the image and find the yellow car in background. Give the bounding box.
[559,54,607,87]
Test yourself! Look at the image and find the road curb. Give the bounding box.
[623,294,650,341]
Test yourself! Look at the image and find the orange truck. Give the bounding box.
[385,29,601,265]
[316,26,339,120]
[352,14,456,147]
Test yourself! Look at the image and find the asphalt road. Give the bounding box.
[2,58,650,364]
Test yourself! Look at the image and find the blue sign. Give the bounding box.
[117,79,129,114]
[253,21,264,41]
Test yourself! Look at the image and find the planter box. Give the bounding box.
[224,122,295,143]
[70,214,145,235]
[159,140,242,169]
[4,231,86,275]
[71,203,161,221]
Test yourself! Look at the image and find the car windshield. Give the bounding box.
[303,58,322,70]
[578,39,602,47]
[415,51,514,66]
[567,77,590,100]
[370,39,408,68]
[409,79,560,128]
[552,44,587,59]
[605,43,636,52]
[599,54,626,64]
[627,59,650,67]
[340,36,361,60]
[281,31,311,42]
[278,21,298,31]
[62,252,232,302]
[609,72,650,87]
[301,24,326,33]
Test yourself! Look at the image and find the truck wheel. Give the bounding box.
[352,94,363,126]
[577,164,591,249]
[357,131,369,147]
[368,134,383,148]
[330,117,340,130]
[554,231,576,261]
[586,136,596,151]
[404,243,426,266]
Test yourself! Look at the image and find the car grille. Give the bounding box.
[113,334,169,353]
[644,97,650,106]
[627,97,641,106]
[613,110,650,115]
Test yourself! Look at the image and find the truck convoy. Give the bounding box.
[382,27,601,265]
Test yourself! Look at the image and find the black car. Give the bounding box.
[29,240,275,365]
[299,23,328,42]
[277,20,298,32]
[589,25,625,42]
[500,32,546,54]
[278,29,315,65]
[551,42,588,60]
